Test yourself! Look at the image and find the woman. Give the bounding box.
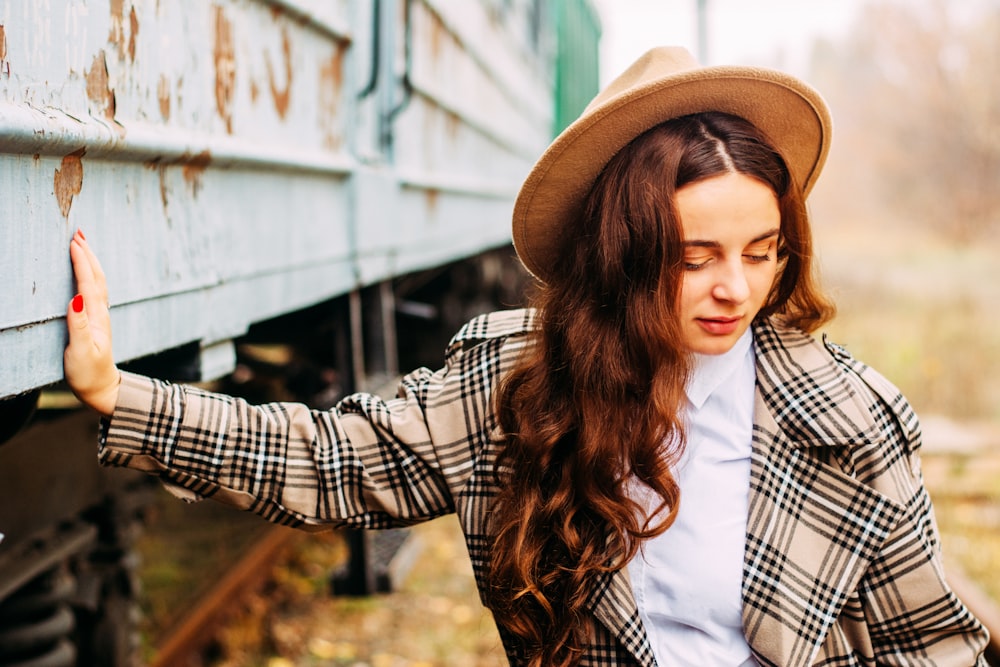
[65,47,988,666]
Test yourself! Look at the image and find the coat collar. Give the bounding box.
[750,318,885,448]
[584,318,904,667]
[746,318,904,666]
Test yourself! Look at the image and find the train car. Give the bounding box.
[0,1,600,664]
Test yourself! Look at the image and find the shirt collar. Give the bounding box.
[685,328,754,409]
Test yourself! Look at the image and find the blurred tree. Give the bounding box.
[811,0,1000,242]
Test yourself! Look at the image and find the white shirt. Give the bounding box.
[627,329,758,666]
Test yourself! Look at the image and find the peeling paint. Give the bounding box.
[213,6,236,134]
[158,165,169,211]
[144,151,211,202]
[266,28,293,119]
[321,43,344,93]
[85,51,116,121]
[318,42,345,149]
[427,10,445,63]
[181,150,212,197]
[108,0,125,58]
[54,149,85,219]
[128,6,139,62]
[0,24,8,79]
[157,74,170,120]
[424,188,439,218]
[144,159,171,211]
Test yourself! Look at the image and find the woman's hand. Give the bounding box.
[64,230,120,416]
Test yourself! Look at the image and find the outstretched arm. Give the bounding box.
[64,230,120,416]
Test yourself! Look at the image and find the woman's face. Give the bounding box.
[675,172,780,355]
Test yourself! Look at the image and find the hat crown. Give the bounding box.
[513,45,832,283]
[585,47,701,114]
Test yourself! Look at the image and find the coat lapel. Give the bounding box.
[588,567,658,666]
[742,320,906,667]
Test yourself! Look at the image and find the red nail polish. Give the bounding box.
[72,294,84,313]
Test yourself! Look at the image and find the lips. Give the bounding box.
[696,316,742,335]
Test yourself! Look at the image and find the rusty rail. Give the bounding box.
[151,525,302,667]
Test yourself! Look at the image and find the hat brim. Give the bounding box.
[512,65,832,283]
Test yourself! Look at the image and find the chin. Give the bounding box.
[689,336,740,356]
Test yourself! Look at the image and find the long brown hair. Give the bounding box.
[486,112,834,666]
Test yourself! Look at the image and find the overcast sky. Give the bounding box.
[593,0,868,82]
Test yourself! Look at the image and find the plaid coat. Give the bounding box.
[99,309,988,666]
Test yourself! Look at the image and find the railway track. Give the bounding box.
[150,525,303,667]
[149,523,1000,666]
[147,522,417,666]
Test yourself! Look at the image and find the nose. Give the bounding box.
[711,260,751,304]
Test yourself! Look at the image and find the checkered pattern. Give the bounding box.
[99,310,988,666]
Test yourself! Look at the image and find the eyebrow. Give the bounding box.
[683,227,780,249]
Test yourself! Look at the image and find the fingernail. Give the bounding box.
[77,229,86,240]
[72,294,84,313]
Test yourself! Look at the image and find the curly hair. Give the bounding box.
[484,112,834,666]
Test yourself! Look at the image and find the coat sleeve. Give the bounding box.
[97,309,534,530]
[832,345,990,666]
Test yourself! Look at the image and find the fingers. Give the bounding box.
[77,231,108,298]
[65,231,120,416]
[70,230,111,328]
[70,231,109,304]
[64,291,119,416]
[66,293,91,339]
[69,231,93,283]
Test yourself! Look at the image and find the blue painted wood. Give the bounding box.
[0,0,562,398]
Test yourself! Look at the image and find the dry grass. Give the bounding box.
[815,220,1000,422]
[923,449,1000,603]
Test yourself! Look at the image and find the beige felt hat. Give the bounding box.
[512,46,832,282]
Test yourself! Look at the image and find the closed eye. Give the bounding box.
[744,241,776,263]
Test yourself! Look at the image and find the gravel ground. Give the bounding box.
[205,517,505,667]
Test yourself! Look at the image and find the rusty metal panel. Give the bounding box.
[0,0,566,398]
